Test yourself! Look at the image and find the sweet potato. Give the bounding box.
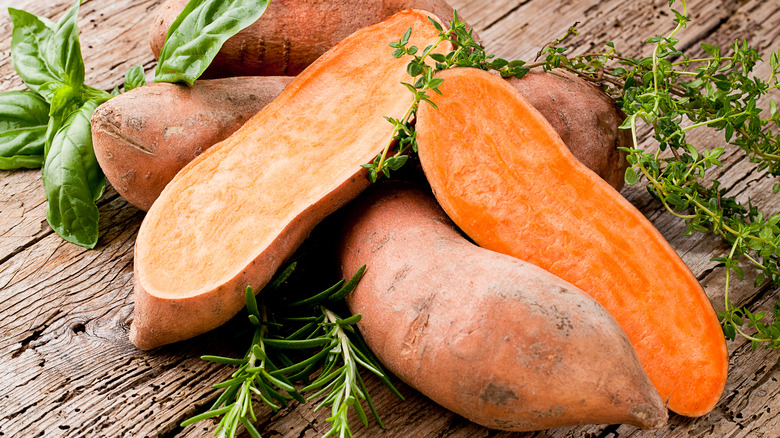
[415,67,728,417]
[94,72,624,213]
[510,70,630,190]
[130,10,450,350]
[91,76,292,211]
[339,183,667,431]
[150,0,456,77]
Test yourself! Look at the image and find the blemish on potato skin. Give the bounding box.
[480,383,520,406]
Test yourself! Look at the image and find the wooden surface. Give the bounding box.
[1,0,779,437]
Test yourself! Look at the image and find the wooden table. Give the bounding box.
[1,0,779,436]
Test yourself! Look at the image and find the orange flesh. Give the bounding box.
[136,10,447,299]
[416,67,728,417]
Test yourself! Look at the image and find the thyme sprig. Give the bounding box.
[381,6,780,356]
[364,13,531,181]
[185,264,401,438]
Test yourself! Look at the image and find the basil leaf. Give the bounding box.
[43,100,105,248]
[45,0,86,87]
[39,82,82,118]
[0,155,44,170]
[124,65,146,91]
[8,8,57,93]
[155,0,270,86]
[0,90,49,169]
[0,90,49,131]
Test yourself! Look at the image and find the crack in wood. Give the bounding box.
[482,0,533,32]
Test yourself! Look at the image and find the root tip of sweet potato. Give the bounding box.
[630,403,668,430]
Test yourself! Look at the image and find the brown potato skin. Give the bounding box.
[91,76,292,211]
[508,70,631,190]
[339,183,667,432]
[150,0,457,77]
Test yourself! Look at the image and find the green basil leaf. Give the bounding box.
[0,155,44,170]
[0,90,49,169]
[124,65,146,91]
[155,0,270,86]
[40,82,82,118]
[45,0,85,87]
[0,90,49,131]
[43,100,105,248]
[8,8,57,93]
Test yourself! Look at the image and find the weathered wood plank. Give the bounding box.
[1,0,779,437]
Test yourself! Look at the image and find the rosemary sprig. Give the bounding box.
[181,287,302,438]
[185,264,402,437]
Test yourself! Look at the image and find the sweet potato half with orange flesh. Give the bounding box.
[150,0,456,77]
[92,76,292,211]
[340,183,667,431]
[415,67,728,417]
[130,10,450,350]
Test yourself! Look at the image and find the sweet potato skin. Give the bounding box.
[339,183,667,431]
[509,70,630,190]
[416,67,728,417]
[130,10,451,350]
[150,0,456,77]
[91,76,292,211]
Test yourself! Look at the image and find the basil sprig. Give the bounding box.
[2,0,271,247]
[155,0,270,85]
[2,0,111,248]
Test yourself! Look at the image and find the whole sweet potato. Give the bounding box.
[150,0,457,77]
[339,183,667,431]
[510,70,631,190]
[92,72,625,212]
[91,76,292,211]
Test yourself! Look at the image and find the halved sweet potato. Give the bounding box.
[92,76,292,211]
[339,183,667,431]
[130,10,450,350]
[415,67,728,417]
[150,0,456,77]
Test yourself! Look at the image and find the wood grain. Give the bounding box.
[1,0,779,437]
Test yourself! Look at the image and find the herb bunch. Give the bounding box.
[184,264,401,438]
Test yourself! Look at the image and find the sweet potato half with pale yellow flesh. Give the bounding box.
[92,76,292,211]
[340,183,667,431]
[150,0,456,77]
[416,67,728,417]
[130,10,451,350]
